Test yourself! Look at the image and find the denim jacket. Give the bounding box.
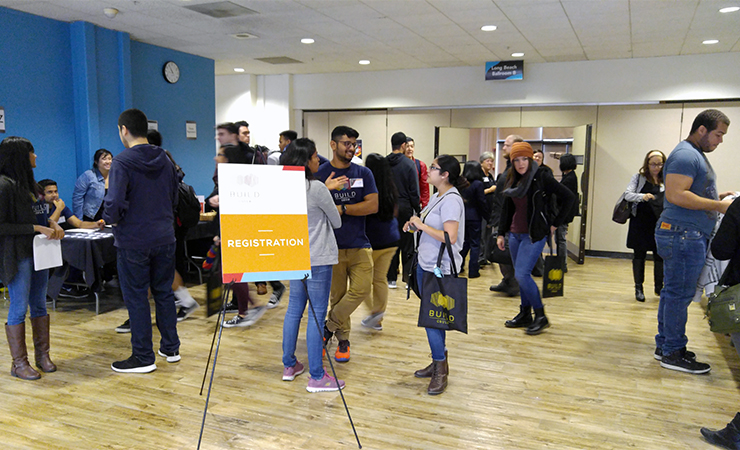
[73,168,105,219]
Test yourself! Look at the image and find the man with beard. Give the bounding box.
[315,126,378,363]
[655,109,733,374]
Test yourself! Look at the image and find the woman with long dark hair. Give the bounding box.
[404,154,467,395]
[362,153,400,330]
[279,138,345,392]
[623,150,666,301]
[460,161,491,278]
[73,148,112,221]
[496,142,574,335]
[0,136,64,380]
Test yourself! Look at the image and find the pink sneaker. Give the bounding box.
[306,371,346,392]
[282,361,305,381]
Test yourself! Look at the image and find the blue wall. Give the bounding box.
[131,42,215,197]
[0,7,77,200]
[0,6,215,202]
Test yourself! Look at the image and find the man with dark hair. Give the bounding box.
[105,108,180,373]
[490,134,524,297]
[235,121,250,145]
[386,131,420,289]
[216,122,240,147]
[268,130,298,165]
[38,179,103,231]
[655,109,732,374]
[316,125,378,363]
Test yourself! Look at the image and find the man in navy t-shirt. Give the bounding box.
[655,109,734,375]
[315,125,378,363]
[38,179,104,230]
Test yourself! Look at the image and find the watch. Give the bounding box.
[341,204,347,215]
[163,61,180,84]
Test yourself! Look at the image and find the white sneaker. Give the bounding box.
[388,281,397,289]
[244,305,267,326]
[361,312,384,330]
[267,286,285,309]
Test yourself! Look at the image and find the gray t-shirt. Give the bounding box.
[306,179,341,266]
[660,140,718,235]
[418,188,465,274]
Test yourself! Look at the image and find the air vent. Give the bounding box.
[232,32,258,39]
[184,1,258,19]
[255,57,303,65]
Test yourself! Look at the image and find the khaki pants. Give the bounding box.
[365,247,397,315]
[327,248,373,341]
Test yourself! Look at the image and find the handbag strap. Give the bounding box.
[435,231,459,277]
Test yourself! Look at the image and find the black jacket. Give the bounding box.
[0,176,36,283]
[499,166,576,242]
[490,159,512,228]
[560,170,579,224]
[386,152,420,218]
[462,179,491,223]
[712,197,740,287]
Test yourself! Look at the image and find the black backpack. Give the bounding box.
[176,181,201,229]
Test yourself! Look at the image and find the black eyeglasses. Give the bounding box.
[429,165,441,171]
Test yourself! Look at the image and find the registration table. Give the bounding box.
[47,229,116,314]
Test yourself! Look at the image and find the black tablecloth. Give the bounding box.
[47,230,116,298]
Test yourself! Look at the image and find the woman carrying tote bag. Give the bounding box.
[497,142,574,335]
[403,154,467,396]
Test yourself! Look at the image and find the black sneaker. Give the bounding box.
[324,323,334,343]
[157,349,181,363]
[224,300,238,313]
[111,355,157,373]
[59,285,90,299]
[176,303,200,322]
[267,286,285,309]
[654,347,696,361]
[660,349,710,374]
[115,319,131,334]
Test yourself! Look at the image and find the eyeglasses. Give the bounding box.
[216,153,225,157]
[429,165,441,171]
[334,140,357,149]
[649,163,664,168]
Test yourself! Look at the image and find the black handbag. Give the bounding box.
[417,232,468,334]
[542,237,564,298]
[488,233,512,265]
[612,192,631,224]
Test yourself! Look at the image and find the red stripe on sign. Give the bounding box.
[282,165,304,171]
[222,273,243,283]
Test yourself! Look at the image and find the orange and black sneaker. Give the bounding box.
[335,340,350,362]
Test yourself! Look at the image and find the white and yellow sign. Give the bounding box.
[218,164,310,283]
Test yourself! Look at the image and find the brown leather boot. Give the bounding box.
[427,359,448,395]
[31,315,56,373]
[5,323,41,380]
[414,350,448,378]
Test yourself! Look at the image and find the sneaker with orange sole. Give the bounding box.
[335,340,350,362]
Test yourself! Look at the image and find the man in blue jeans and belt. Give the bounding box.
[104,108,181,373]
[655,109,733,374]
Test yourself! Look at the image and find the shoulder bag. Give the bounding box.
[612,192,631,224]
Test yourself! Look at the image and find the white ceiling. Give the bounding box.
[2,0,739,76]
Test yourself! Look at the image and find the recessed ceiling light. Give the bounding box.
[481,25,497,31]
[719,6,740,13]
[359,60,370,65]
[703,39,719,45]
[511,52,524,57]
[234,68,245,72]
[301,38,314,44]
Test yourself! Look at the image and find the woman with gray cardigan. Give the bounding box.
[280,138,346,392]
[623,150,666,301]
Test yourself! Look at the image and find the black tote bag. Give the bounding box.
[542,237,564,298]
[417,232,468,334]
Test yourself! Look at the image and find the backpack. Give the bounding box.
[176,181,201,229]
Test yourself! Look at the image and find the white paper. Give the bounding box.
[33,235,63,271]
[65,228,96,233]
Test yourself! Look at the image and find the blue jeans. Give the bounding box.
[655,225,708,355]
[461,220,482,277]
[117,243,179,364]
[282,265,332,380]
[509,232,547,309]
[7,258,48,326]
[417,265,446,361]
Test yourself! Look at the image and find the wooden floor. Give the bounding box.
[1,257,739,449]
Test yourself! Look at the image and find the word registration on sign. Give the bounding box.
[218,164,311,283]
